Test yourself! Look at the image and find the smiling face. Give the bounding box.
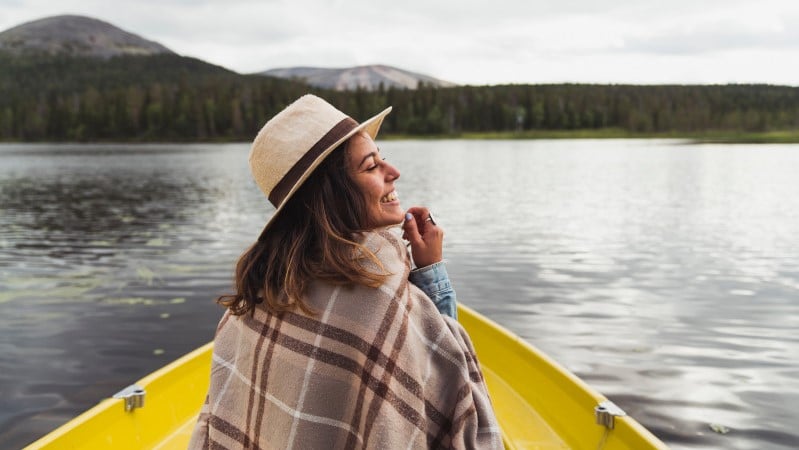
[347,131,403,229]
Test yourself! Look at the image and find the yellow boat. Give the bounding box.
[25,305,668,449]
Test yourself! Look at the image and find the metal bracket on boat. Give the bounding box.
[113,384,146,412]
[595,400,626,429]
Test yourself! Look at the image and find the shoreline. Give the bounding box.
[2,129,799,145]
[384,129,799,143]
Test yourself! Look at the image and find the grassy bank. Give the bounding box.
[3,129,799,145]
[383,128,799,143]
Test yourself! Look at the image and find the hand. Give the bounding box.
[401,206,443,268]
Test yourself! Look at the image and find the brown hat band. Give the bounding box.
[268,117,359,207]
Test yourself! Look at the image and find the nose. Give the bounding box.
[385,160,400,181]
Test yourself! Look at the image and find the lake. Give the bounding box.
[1,140,798,449]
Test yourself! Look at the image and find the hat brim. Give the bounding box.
[257,105,392,240]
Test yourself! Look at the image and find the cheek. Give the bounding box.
[364,180,383,203]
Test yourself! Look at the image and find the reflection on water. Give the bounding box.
[1,141,798,449]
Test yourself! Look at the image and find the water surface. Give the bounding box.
[1,140,798,449]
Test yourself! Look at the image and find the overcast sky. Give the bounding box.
[2,0,799,86]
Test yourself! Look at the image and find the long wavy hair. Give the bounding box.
[217,138,388,316]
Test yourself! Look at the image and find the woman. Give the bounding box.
[190,95,501,449]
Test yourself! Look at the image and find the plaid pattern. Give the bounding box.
[189,229,502,449]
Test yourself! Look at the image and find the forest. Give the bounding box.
[1,52,798,141]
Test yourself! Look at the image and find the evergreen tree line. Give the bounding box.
[343,83,799,135]
[1,52,798,141]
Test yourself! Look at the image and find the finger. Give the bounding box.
[406,206,429,225]
[406,206,431,234]
[402,212,423,244]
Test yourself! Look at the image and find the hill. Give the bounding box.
[0,15,173,58]
[0,51,316,141]
[0,15,324,141]
[259,64,456,91]
[1,15,798,142]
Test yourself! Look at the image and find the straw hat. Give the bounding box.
[249,94,392,238]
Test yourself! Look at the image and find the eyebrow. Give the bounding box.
[359,151,378,167]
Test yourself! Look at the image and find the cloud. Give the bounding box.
[623,27,799,55]
[617,4,799,55]
[1,0,798,84]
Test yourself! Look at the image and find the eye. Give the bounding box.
[365,157,385,172]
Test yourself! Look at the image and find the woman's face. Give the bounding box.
[347,132,404,229]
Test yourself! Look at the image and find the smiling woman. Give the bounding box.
[190,95,502,449]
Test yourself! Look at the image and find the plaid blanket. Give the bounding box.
[189,229,502,449]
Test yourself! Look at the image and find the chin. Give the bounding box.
[377,206,404,226]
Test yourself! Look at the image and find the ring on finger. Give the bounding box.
[425,214,436,226]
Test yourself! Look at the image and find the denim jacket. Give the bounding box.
[408,261,457,319]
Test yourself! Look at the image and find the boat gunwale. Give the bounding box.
[25,308,667,449]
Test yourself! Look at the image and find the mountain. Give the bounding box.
[259,64,457,91]
[2,15,797,143]
[0,15,173,58]
[0,15,311,142]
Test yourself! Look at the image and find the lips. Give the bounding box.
[380,190,398,203]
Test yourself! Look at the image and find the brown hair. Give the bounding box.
[218,139,387,316]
